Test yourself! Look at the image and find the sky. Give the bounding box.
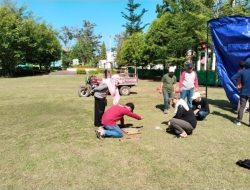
[15,0,162,49]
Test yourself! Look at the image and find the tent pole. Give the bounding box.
[206,22,209,99]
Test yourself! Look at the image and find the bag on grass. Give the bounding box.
[236,159,250,170]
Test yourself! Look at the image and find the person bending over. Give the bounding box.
[167,96,197,138]
[96,103,143,138]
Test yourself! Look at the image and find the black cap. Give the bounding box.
[126,102,134,112]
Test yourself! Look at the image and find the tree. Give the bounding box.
[152,0,250,67]
[121,0,148,36]
[100,42,107,60]
[116,32,148,66]
[146,13,196,66]
[148,0,215,67]
[71,38,93,65]
[215,0,250,18]
[59,26,74,50]
[0,3,61,76]
[70,20,101,66]
[0,6,23,76]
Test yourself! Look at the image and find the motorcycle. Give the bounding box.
[78,75,101,97]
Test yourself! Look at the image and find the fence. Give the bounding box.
[137,69,220,86]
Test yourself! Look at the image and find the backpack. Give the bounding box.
[236,159,250,170]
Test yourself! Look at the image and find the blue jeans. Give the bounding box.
[162,89,172,110]
[196,111,208,120]
[103,125,123,138]
[180,88,194,109]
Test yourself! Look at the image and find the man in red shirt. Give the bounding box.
[96,103,143,138]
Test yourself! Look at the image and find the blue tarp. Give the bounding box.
[208,16,250,107]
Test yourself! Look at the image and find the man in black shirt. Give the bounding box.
[191,92,210,121]
[167,96,197,138]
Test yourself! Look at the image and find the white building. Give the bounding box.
[98,50,117,69]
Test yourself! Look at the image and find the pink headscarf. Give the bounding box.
[103,74,120,105]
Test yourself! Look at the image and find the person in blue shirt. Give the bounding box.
[231,57,250,126]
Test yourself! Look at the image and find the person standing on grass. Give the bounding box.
[179,61,199,109]
[93,75,120,128]
[191,92,210,121]
[236,60,249,113]
[93,80,109,128]
[231,57,250,126]
[159,66,177,114]
[166,95,197,138]
[96,103,143,139]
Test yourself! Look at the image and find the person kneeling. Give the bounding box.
[167,96,197,138]
[191,92,210,121]
[96,103,143,139]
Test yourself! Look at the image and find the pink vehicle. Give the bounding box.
[78,66,138,97]
[116,66,138,96]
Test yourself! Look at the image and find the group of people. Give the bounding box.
[160,62,210,138]
[93,71,143,139]
[92,57,250,139]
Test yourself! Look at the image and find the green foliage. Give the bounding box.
[69,20,101,66]
[100,42,107,60]
[76,68,86,75]
[216,1,250,18]
[116,32,148,66]
[0,3,61,76]
[71,38,93,65]
[88,69,100,75]
[121,0,148,36]
[59,26,74,48]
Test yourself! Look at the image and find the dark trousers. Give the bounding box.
[196,111,209,120]
[169,118,194,135]
[237,95,250,123]
[94,97,107,127]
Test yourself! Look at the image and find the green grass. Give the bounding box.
[0,75,250,189]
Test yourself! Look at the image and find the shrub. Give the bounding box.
[88,69,99,75]
[77,68,86,74]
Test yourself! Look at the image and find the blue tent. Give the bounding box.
[208,16,250,107]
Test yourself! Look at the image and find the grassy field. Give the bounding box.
[0,75,250,190]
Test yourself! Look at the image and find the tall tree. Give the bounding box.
[100,42,107,60]
[121,0,148,36]
[0,3,61,76]
[70,20,101,66]
[59,26,74,50]
[116,32,148,66]
[215,0,250,18]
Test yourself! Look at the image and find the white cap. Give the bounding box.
[191,92,201,100]
[169,66,175,73]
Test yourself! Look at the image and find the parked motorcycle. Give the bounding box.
[78,75,101,97]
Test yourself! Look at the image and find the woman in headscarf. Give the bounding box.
[93,74,120,128]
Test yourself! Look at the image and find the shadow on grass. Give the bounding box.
[155,104,164,112]
[119,124,144,129]
[130,92,138,95]
[119,123,133,128]
[208,98,236,113]
[210,111,235,122]
[160,121,178,138]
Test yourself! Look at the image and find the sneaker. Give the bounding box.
[164,109,168,114]
[234,120,241,126]
[95,130,103,140]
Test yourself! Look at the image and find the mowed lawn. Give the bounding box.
[0,75,250,190]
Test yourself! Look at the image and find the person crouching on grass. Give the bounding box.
[191,92,210,121]
[166,95,197,138]
[96,103,143,139]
